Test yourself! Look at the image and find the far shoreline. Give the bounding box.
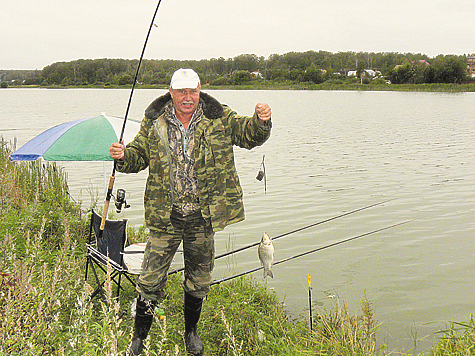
[3,82,475,92]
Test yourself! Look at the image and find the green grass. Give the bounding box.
[426,318,475,355]
[1,137,474,355]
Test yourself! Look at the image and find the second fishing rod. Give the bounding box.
[210,220,409,286]
[168,198,395,276]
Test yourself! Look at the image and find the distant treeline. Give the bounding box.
[0,51,471,87]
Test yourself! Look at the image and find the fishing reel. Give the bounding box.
[114,188,130,213]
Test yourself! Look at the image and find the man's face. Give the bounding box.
[169,86,200,118]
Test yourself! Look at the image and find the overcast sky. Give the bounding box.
[1,0,474,70]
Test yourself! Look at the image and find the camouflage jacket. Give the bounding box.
[116,91,272,233]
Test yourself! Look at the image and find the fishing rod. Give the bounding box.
[99,0,163,236]
[218,198,396,259]
[209,220,409,286]
[167,198,394,275]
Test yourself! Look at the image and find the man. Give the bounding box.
[110,68,271,355]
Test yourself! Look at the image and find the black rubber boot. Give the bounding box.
[126,295,157,356]
[184,292,204,356]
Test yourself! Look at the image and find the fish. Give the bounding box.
[258,232,274,279]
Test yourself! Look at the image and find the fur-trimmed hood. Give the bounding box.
[144,91,224,120]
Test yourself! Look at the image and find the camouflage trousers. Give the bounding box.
[137,210,215,301]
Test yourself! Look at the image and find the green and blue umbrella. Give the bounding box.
[10,114,141,161]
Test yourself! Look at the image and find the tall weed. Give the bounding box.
[0,220,84,354]
[428,317,475,355]
[313,294,381,355]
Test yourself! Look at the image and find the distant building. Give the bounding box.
[251,71,263,79]
[467,55,475,77]
[362,69,381,78]
[394,59,430,70]
[347,69,381,78]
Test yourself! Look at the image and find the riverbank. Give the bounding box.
[0,139,379,355]
[1,138,474,355]
[3,81,475,92]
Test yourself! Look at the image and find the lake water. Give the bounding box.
[1,88,475,353]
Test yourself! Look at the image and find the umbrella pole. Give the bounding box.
[103,162,107,191]
[98,0,163,236]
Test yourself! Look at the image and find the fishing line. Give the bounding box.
[167,198,396,276]
[99,0,163,235]
[209,220,410,286]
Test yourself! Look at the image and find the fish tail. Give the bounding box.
[263,269,274,279]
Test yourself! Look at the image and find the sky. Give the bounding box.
[1,0,474,70]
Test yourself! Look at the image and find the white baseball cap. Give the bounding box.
[170,68,200,89]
